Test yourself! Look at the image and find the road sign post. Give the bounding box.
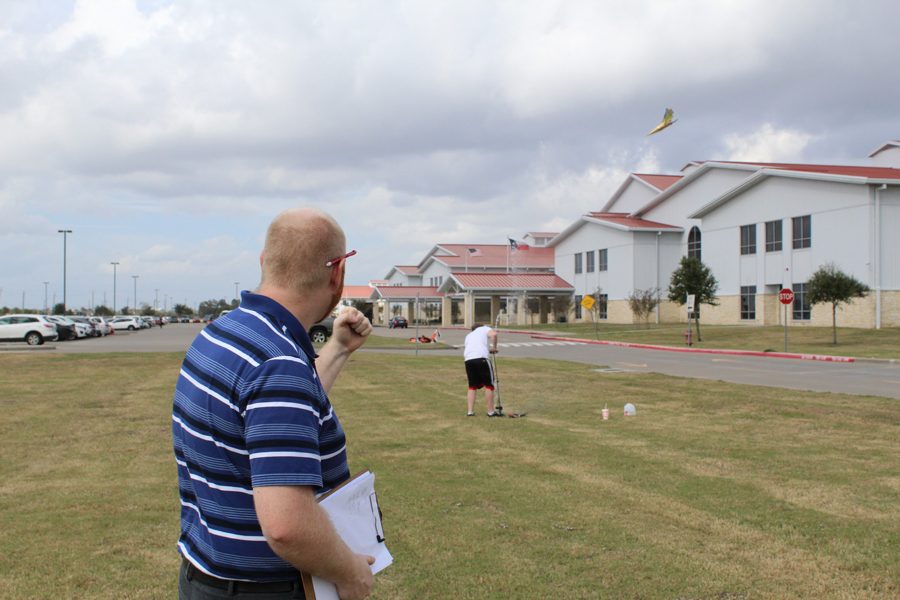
[778,288,794,352]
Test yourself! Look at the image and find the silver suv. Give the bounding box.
[0,314,59,345]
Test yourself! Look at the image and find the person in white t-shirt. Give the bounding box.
[463,324,499,416]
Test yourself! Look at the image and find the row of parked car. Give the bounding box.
[0,314,162,345]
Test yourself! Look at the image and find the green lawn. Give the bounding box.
[1,352,897,599]
[503,323,900,360]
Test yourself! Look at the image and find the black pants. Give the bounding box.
[179,560,305,599]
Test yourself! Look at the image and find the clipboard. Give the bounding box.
[300,470,392,599]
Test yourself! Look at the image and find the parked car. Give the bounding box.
[46,316,79,340]
[110,316,143,331]
[308,316,334,344]
[388,316,408,329]
[0,314,59,345]
[71,316,101,337]
[89,316,113,336]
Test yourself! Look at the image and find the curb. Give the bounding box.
[529,335,856,363]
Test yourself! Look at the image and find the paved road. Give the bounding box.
[378,327,900,400]
[4,324,898,400]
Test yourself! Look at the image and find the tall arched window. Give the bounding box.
[687,226,702,261]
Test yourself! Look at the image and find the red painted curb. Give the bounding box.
[529,335,855,363]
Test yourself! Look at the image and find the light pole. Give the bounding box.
[234,282,239,302]
[132,275,139,314]
[110,262,120,314]
[155,288,159,311]
[58,229,72,312]
[43,281,49,314]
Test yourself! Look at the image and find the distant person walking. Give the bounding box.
[172,207,375,600]
[464,323,499,416]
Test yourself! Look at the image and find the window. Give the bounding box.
[574,295,583,319]
[598,248,608,272]
[598,294,608,319]
[765,220,782,252]
[793,282,810,320]
[574,253,583,274]
[586,250,595,273]
[740,224,756,255]
[687,227,702,261]
[740,286,756,320]
[792,215,811,249]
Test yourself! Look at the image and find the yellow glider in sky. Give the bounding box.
[647,107,677,136]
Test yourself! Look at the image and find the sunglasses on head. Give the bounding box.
[325,249,357,268]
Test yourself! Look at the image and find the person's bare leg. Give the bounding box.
[485,388,494,414]
[467,389,476,414]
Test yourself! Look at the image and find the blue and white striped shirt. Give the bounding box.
[173,291,350,582]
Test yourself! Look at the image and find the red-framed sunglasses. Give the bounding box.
[325,249,357,268]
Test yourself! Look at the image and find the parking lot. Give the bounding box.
[0,322,206,353]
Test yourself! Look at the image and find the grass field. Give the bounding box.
[1,352,898,599]
[503,323,900,360]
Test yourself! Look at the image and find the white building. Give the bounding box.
[551,143,900,328]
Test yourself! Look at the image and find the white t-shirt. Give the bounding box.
[464,326,493,361]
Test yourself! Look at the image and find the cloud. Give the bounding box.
[723,124,815,163]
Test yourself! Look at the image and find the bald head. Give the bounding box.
[260,208,346,294]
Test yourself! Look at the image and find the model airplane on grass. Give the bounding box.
[647,107,677,135]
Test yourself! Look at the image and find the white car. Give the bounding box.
[0,314,59,345]
[47,315,90,339]
[110,316,143,331]
[89,316,113,336]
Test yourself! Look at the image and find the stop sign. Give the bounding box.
[778,288,794,305]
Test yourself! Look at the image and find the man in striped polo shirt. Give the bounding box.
[173,208,375,599]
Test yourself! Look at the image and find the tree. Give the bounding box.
[141,305,158,316]
[807,263,869,345]
[173,304,194,317]
[667,256,719,341]
[552,295,573,323]
[94,305,113,316]
[628,287,660,326]
[198,299,231,318]
[52,302,66,315]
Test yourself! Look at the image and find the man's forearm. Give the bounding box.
[315,339,352,393]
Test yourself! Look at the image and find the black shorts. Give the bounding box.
[465,358,495,390]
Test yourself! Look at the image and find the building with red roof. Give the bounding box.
[552,140,900,328]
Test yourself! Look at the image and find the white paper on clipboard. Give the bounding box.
[305,471,392,600]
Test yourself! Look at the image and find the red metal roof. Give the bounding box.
[341,286,374,299]
[433,244,554,269]
[633,173,682,191]
[450,272,573,291]
[372,286,443,299]
[586,212,680,230]
[694,161,900,180]
[392,265,420,275]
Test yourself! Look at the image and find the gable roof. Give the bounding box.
[689,165,900,219]
[370,286,443,300]
[549,212,682,247]
[341,286,375,300]
[418,243,554,270]
[438,272,574,294]
[704,160,900,180]
[601,172,683,212]
[869,140,900,157]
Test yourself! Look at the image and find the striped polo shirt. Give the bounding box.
[172,291,350,582]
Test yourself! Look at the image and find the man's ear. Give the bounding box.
[259,251,265,269]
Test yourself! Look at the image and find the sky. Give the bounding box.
[2,0,899,312]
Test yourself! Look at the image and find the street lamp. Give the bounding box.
[154,288,159,311]
[234,282,239,302]
[132,275,139,314]
[43,281,49,314]
[110,262,120,314]
[58,229,72,312]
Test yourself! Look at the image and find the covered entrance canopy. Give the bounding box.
[368,286,443,327]
[437,272,574,328]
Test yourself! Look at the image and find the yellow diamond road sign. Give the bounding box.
[580,295,595,310]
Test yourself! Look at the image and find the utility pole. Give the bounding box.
[155,288,159,310]
[110,262,120,314]
[234,282,239,302]
[132,275,139,313]
[58,229,73,312]
[43,282,49,314]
